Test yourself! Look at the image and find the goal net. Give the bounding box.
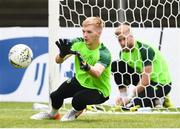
[49,0,180,113]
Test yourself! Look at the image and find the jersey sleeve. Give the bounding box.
[140,45,155,66]
[71,37,84,51]
[97,46,111,68]
[71,37,84,44]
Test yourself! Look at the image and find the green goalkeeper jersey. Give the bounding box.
[71,38,112,97]
[120,40,171,85]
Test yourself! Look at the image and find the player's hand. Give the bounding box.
[80,62,91,71]
[55,39,72,58]
[115,96,130,106]
[76,52,90,71]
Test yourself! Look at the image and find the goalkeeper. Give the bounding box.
[31,17,111,121]
[112,24,173,108]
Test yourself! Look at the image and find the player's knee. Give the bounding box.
[72,96,86,111]
[50,91,57,101]
[50,91,63,109]
[133,98,153,107]
[133,98,143,107]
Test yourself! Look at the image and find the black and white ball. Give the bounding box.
[9,44,33,68]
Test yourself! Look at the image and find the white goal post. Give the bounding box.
[49,0,180,112]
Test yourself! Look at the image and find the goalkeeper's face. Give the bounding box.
[82,25,101,45]
[115,25,135,51]
[117,34,134,51]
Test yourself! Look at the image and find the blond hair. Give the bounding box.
[82,17,104,31]
[115,24,133,38]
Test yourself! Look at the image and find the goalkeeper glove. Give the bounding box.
[55,39,73,58]
[80,62,91,71]
[76,52,90,71]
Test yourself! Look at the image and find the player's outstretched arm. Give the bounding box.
[132,65,152,96]
[55,54,72,64]
[116,65,152,106]
[55,39,73,57]
[125,65,152,103]
[87,63,105,78]
[76,52,105,78]
[55,39,74,63]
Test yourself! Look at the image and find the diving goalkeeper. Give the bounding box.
[112,24,173,108]
[31,17,111,121]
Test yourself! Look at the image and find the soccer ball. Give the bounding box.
[8,44,33,68]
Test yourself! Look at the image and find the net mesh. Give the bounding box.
[59,0,180,27]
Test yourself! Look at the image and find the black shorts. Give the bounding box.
[50,77,109,110]
[111,60,171,98]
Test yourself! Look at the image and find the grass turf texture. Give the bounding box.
[0,102,180,128]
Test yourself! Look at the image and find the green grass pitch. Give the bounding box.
[0,102,180,128]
